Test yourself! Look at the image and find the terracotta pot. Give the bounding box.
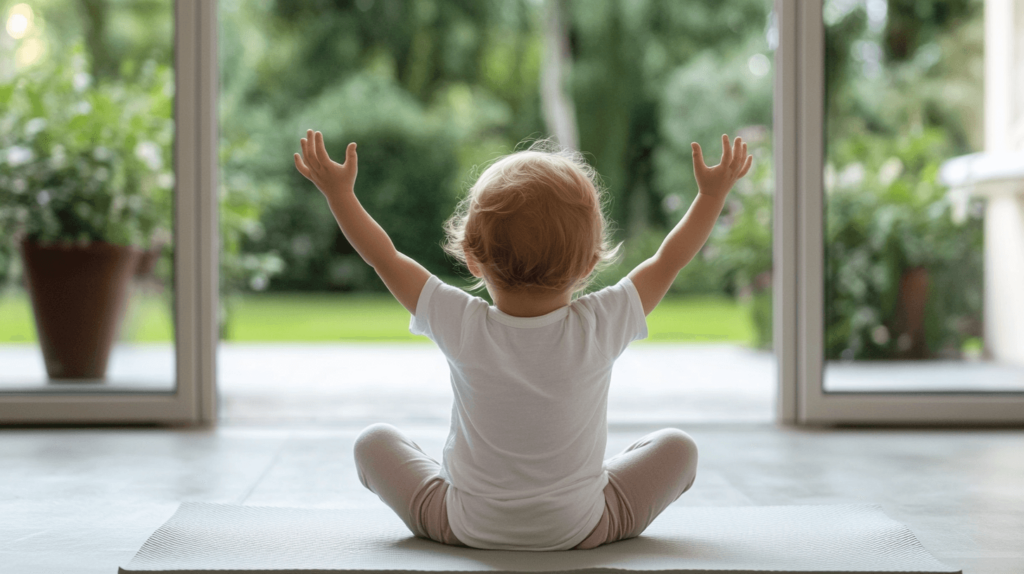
[19,240,142,380]
[895,266,929,359]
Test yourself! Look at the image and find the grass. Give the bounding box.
[0,290,755,345]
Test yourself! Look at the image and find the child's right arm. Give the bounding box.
[628,134,752,316]
[294,130,430,315]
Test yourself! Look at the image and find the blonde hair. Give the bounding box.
[442,140,622,296]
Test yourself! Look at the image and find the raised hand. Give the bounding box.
[691,134,753,200]
[294,129,358,201]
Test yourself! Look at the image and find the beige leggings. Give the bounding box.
[353,423,698,549]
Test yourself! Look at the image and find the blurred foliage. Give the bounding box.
[567,0,772,233]
[825,129,983,360]
[245,72,462,291]
[821,0,984,359]
[216,0,777,296]
[882,0,976,61]
[217,0,546,299]
[0,0,989,359]
[0,44,173,279]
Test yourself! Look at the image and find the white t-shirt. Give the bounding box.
[409,274,648,550]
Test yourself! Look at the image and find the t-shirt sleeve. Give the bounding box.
[409,275,479,358]
[575,276,648,360]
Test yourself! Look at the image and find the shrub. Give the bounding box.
[824,128,983,360]
[0,46,173,279]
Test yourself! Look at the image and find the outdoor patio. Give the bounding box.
[2,342,1023,425]
[0,343,776,424]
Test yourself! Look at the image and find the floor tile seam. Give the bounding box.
[233,434,293,505]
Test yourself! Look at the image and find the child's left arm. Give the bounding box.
[294,130,429,315]
[628,135,752,316]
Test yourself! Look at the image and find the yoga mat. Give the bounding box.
[120,502,959,574]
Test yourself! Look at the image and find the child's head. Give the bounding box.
[443,140,621,296]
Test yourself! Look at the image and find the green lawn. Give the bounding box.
[0,291,755,344]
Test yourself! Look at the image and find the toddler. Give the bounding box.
[294,131,752,550]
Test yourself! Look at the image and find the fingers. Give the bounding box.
[293,153,312,179]
[302,129,321,171]
[732,139,747,171]
[738,154,753,178]
[691,142,705,169]
[721,134,732,166]
[345,142,357,169]
[300,135,312,170]
[315,130,331,164]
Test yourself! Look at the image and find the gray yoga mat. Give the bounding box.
[120,502,959,574]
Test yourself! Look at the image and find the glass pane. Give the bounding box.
[822,0,1024,392]
[0,0,176,393]
[218,0,776,423]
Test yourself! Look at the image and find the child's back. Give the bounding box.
[409,271,645,549]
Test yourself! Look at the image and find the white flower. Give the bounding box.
[36,190,51,206]
[838,163,865,189]
[25,117,47,138]
[878,157,903,187]
[157,173,174,189]
[93,166,110,182]
[73,72,92,92]
[134,141,163,171]
[92,146,112,162]
[747,53,770,77]
[6,146,34,166]
[74,101,92,116]
[661,193,683,213]
[871,325,890,345]
[249,275,268,291]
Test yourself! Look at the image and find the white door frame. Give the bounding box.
[0,0,218,425]
[775,0,1024,425]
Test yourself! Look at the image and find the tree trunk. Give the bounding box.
[540,0,579,150]
[78,0,115,81]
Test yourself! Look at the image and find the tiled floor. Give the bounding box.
[1,343,1023,573]
[1,424,1022,573]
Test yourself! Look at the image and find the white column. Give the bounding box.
[985,0,1013,152]
[980,0,1024,366]
[985,191,1024,365]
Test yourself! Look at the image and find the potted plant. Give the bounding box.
[823,128,984,361]
[0,46,173,380]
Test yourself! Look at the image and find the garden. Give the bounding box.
[0,0,985,361]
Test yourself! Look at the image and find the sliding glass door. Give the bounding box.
[0,0,216,424]
[2,0,1015,426]
[782,0,1024,424]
